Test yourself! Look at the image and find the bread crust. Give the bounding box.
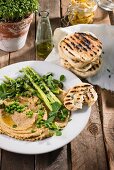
[58,32,102,63]
[61,57,102,78]
[64,83,98,111]
[58,32,103,78]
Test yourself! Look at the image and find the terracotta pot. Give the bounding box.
[0,14,33,52]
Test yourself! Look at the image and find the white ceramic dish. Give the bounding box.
[0,61,91,154]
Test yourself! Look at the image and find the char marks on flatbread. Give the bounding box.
[61,57,102,78]
[58,32,103,78]
[59,32,102,62]
[64,83,97,111]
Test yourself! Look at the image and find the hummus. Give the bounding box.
[0,95,69,141]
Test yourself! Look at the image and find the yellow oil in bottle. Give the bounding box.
[36,11,53,59]
[36,41,53,59]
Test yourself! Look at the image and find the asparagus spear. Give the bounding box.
[22,67,62,111]
[23,82,42,100]
[22,68,53,111]
[26,67,62,105]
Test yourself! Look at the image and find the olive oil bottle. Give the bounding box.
[36,40,53,59]
[36,11,53,59]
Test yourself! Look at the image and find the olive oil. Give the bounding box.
[36,41,53,59]
[2,114,16,127]
[36,11,53,59]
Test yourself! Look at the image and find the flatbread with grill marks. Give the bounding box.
[58,32,102,63]
[64,83,97,111]
[60,57,102,78]
[59,46,93,69]
[70,58,102,78]
[83,87,98,106]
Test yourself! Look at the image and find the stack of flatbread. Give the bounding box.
[58,32,103,78]
[64,83,97,111]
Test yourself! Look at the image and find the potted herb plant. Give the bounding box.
[0,0,39,52]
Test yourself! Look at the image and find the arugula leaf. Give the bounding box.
[46,116,55,123]
[55,130,62,136]
[60,75,66,82]
[51,102,61,112]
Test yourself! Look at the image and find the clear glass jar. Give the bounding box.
[36,11,53,59]
[63,0,97,25]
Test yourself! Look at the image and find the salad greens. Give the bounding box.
[0,67,70,136]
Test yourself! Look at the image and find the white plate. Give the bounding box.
[0,61,91,154]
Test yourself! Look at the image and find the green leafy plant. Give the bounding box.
[0,0,39,22]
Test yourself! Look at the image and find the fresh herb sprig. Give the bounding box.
[0,76,37,100]
[48,102,69,122]
[42,73,66,94]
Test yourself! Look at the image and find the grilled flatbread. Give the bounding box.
[58,32,102,63]
[64,83,97,111]
[70,58,102,78]
[61,57,102,78]
[83,87,98,106]
[59,45,91,69]
[58,32,103,78]
[61,57,92,72]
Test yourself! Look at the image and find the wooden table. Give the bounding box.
[0,1,114,170]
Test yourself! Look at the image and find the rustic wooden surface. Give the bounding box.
[0,0,114,170]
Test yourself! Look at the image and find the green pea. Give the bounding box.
[17,106,20,109]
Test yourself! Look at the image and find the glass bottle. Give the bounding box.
[36,11,53,59]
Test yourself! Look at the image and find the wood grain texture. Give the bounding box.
[71,102,108,170]
[35,146,68,170]
[61,0,69,17]
[49,0,61,31]
[109,11,114,25]
[39,0,60,18]
[100,89,114,170]
[94,8,110,24]
[0,51,9,68]
[0,149,1,170]
[49,0,60,19]
[1,151,34,170]
[96,9,114,170]
[50,18,61,32]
